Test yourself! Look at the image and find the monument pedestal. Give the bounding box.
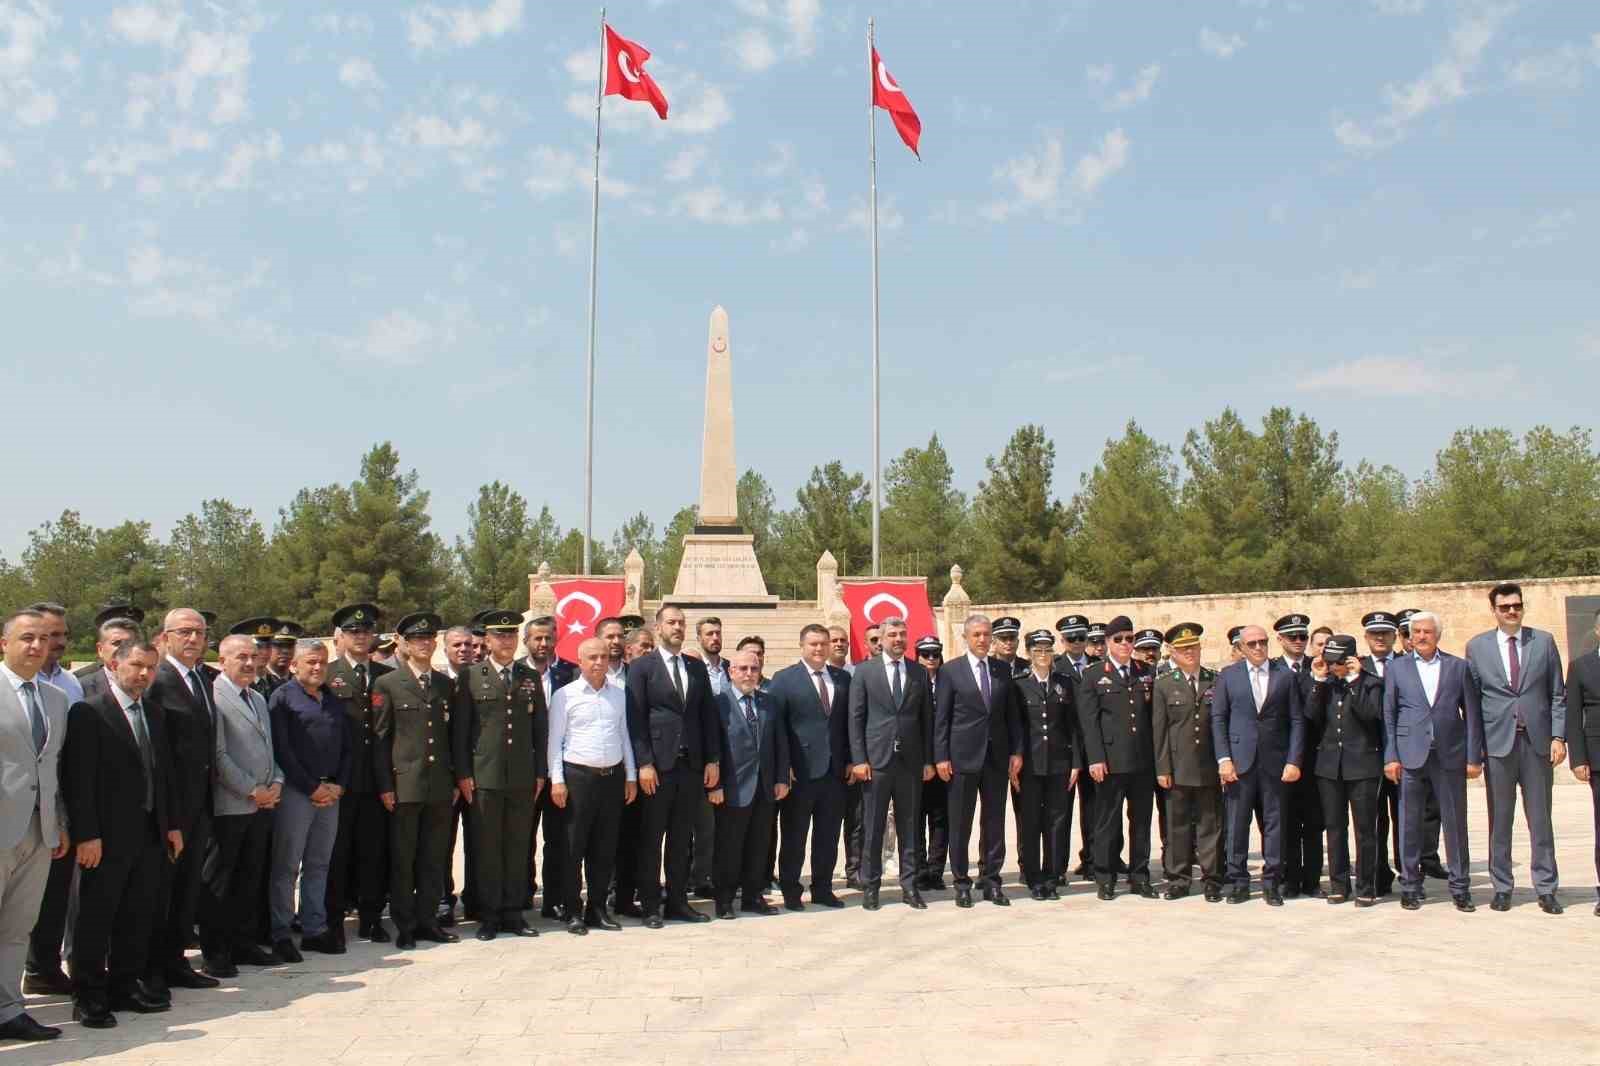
[669,530,778,607]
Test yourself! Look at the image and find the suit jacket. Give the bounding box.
[934,655,1023,772]
[1014,669,1080,776]
[212,678,283,817]
[326,657,392,795]
[713,687,787,808]
[1383,651,1483,771]
[372,665,455,804]
[1567,651,1600,769]
[1304,670,1385,780]
[1152,667,1219,787]
[64,688,176,853]
[1209,658,1305,776]
[146,658,216,831]
[1465,627,1567,758]
[1077,659,1156,775]
[0,676,69,850]
[625,650,720,775]
[79,666,111,705]
[450,658,547,791]
[847,655,933,771]
[769,661,850,784]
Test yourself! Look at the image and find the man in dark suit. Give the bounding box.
[1564,609,1600,916]
[1077,616,1159,901]
[707,649,789,918]
[771,625,850,910]
[847,616,934,911]
[66,639,183,1028]
[1211,623,1306,905]
[1381,611,1481,912]
[144,608,221,995]
[935,613,1022,908]
[625,605,720,928]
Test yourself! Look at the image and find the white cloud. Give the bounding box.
[395,113,494,150]
[980,129,1129,222]
[784,0,820,56]
[524,144,631,200]
[406,0,523,52]
[1072,127,1130,196]
[352,309,437,364]
[82,122,213,188]
[109,4,184,48]
[1295,356,1511,397]
[664,145,705,182]
[312,12,374,36]
[730,0,819,69]
[1333,7,1507,153]
[1369,0,1425,14]
[215,130,282,191]
[674,185,782,226]
[1085,63,1114,87]
[731,28,777,72]
[759,141,794,177]
[771,227,809,253]
[843,194,902,233]
[41,233,270,323]
[1508,36,1600,91]
[562,48,732,136]
[112,7,263,130]
[0,1,58,126]
[1199,27,1246,59]
[338,56,383,91]
[1106,63,1161,110]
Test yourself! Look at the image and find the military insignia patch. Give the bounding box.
[371,693,384,709]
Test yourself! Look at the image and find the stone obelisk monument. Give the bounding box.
[669,307,777,604]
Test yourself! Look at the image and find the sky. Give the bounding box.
[1,0,1596,565]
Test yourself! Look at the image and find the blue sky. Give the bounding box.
[1,0,1595,565]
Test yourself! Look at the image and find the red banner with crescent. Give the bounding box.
[549,578,628,665]
[838,579,937,662]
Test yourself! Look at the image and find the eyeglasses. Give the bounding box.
[1496,602,1524,613]
[1108,635,1135,645]
[1281,634,1307,642]
[1242,639,1269,649]
[730,664,761,674]
[166,627,206,639]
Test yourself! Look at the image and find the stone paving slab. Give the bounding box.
[6,784,1600,1065]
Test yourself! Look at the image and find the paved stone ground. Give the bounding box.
[8,782,1600,1065]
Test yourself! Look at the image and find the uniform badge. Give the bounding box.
[330,677,347,693]
[1097,676,1114,687]
[371,693,384,709]
[1202,690,1214,705]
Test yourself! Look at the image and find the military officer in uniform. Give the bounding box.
[1053,615,1090,679]
[1077,616,1159,900]
[1152,624,1225,901]
[373,612,459,950]
[1273,613,1323,898]
[990,616,1027,677]
[324,603,392,944]
[1084,622,1107,665]
[1052,615,1096,880]
[1014,629,1079,899]
[1227,625,1246,664]
[452,609,544,940]
[1134,626,1170,867]
[264,622,300,692]
[911,636,949,892]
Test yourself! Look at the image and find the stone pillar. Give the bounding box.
[817,551,850,631]
[698,305,737,526]
[528,561,555,618]
[623,549,645,616]
[941,564,971,658]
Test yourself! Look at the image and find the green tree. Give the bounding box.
[653,506,699,596]
[769,462,871,596]
[610,511,660,596]
[1178,409,1272,592]
[737,470,781,580]
[969,425,1070,601]
[1519,426,1600,574]
[88,521,166,622]
[457,482,537,610]
[21,510,99,623]
[882,433,969,598]
[1256,407,1349,589]
[1340,462,1416,586]
[1067,421,1179,598]
[164,499,269,627]
[263,485,347,627]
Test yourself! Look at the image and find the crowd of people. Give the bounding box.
[0,581,1594,1041]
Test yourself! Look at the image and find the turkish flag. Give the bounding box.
[871,47,920,157]
[549,577,628,665]
[838,580,937,662]
[603,25,668,120]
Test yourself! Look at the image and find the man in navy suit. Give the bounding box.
[935,614,1023,908]
[770,625,850,911]
[1211,624,1306,905]
[707,650,789,918]
[1382,611,1482,912]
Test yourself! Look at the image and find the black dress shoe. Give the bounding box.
[981,883,1011,906]
[1282,884,1301,900]
[664,904,710,924]
[505,920,540,937]
[612,901,643,919]
[782,894,806,912]
[1354,896,1377,908]
[954,886,974,908]
[1453,893,1476,913]
[1539,893,1564,915]
[414,925,460,944]
[1163,886,1189,900]
[692,881,716,900]
[1263,886,1284,907]
[1490,892,1512,912]
[741,898,779,916]
[300,930,347,955]
[475,925,498,941]
[862,886,880,911]
[811,891,845,908]
[234,943,280,966]
[1227,886,1249,905]
[715,901,737,919]
[1131,882,1159,900]
[905,889,927,910]
[1096,882,1115,901]
[395,931,417,950]
[0,1013,61,1041]
[72,1000,117,1029]
[1326,893,1348,905]
[110,986,170,1014]
[1203,885,1223,903]
[1046,883,1062,900]
[360,921,391,944]
[1030,885,1048,901]
[1400,893,1421,911]
[21,969,72,996]
[165,965,220,989]
[566,916,588,936]
[200,955,239,979]
[274,938,303,963]
[1420,858,1449,880]
[437,911,456,928]
[642,913,665,929]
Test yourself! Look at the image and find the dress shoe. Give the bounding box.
[905,889,927,910]
[1227,886,1249,905]
[111,985,171,1014]
[21,968,72,996]
[72,1000,117,1029]
[475,925,498,942]
[359,920,391,944]
[642,913,665,929]
[845,874,863,891]
[1096,882,1116,902]
[1130,882,1159,900]
[0,1012,61,1041]
[664,904,710,924]
[566,916,588,936]
[1490,892,1512,912]
[299,930,347,955]
[234,943,280,967]
[1354,896,1377,908]
[982,883,1011,907]
[715,901,736,919]
[274,938,303,963]
[1203,885,1224,903]
[862,886,880,911]
[1400,892,1421,911]
[200,955,238,979]
[1263,886,1284,907]
[1030,885,1048,901]
[1282,884,1301,900]
[741,897,779,916]
[1452,893,1476,913]
[414,925,460,944]
[1420,858,1449,880]
[436,909,456,928]
[394,931,418,950]
[1045,883,1061,900]
[1326,893,1348,906]
[1538,894,1564,915]
[505,920,540,937]
[612,901,643,919]
[954,886,974,908]
[692,881,716,900]
[164,964,220,989]
[811,891,845,909]
[1163,886,1189,901]
[782,893,806,912]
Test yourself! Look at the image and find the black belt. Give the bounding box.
[565,761,621,777]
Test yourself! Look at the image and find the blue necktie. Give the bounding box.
[742,695,757,728]
[977,660,991,706]
[19,681,44,754]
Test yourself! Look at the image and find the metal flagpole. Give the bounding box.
[582,8,605,575]
[868,17,881,578]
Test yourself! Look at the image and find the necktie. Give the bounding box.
[977,660,991,706]
[670,655,685,703]
[501,666,513,690]
[1251,667,1266,712]
[355,663,368,693]
[890,660,903,704]
[1508,635,1524,730]
[1117,665,1127,683]
[19,681,45,754]
[239,686,259,728]
[1375,657,1385,678]
[1190,674,1200,702]
[188,668,213,718]
[128,698,156,810]
[742,694,757,728]
[1290,659,1301,673]
[813,670,830,716]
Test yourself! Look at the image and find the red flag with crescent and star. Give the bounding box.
[603,24,668,120]
[549,577,628,664]
[838,579,937,662]
[870,46,920,157]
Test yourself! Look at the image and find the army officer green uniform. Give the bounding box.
[373,611,460,950]
[452,609,547,940]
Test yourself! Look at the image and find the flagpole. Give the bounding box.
[582,8,605,576]
[868,17,881,578]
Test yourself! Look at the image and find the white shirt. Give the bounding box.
[1497,626,1522,682]
[167,654,212,710]
[880,652,908,691]
[1249,663,1270,709]
[805,663,835,707]
[1414,651,1442,705]
[547,677,636,784]
[966,653,989,693]
[703,654,728,696]
[606,663,626,689]
[37,664,83,704]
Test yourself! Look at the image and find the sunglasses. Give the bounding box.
[1108,635,1135,645]
[1281,633,1307,641]
[1496,602,1524,613]
[1242,639,1269,649]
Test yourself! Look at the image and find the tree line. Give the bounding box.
[5,413,1597,655]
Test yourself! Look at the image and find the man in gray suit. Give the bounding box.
[1465,582,1568,914]
[200,635,283,978]
[0,610,72,1042]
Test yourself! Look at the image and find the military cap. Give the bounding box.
[1395,608,1420,634]
[1227,625,1246,646]
[271,620,304,643]
[1025,628,1056,650]
[1361,610,1398,633]
[991,615,1021,637]
[198,610,218,630]
[229,616,280,642]
[332,603,381,631]
[396,611,443,638]
[477,608,522,632]
[1132,628,1163,650]
[1273,613,1310,637]
[617,614,647,631]
[374,633,398,654]
[914,635,944,657]
[1104,616,1133,638]
[94,604,144,628]
[1055,614,1089,638]
[1085,621,1107,641]
[1164,622,1203,649]
[1323,634,1359,662]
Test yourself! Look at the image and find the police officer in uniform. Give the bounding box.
[991,616,1027,677]
[911,636,950,892]
[1014,629,1079,899]
[1303,634,1385,905]
[1053,615,1090,679]
[373,612,460,950]
[1273,613,1324,897]
[1084,622,1107,665]
[452,609,545,940]
[1133,627,1170,869]
[1077,616,1159,900]
[1052,615,1096,881]
[1152,624,1225,901]
[324,603,393,944]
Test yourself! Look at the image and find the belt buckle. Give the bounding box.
[677,746,690,759]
